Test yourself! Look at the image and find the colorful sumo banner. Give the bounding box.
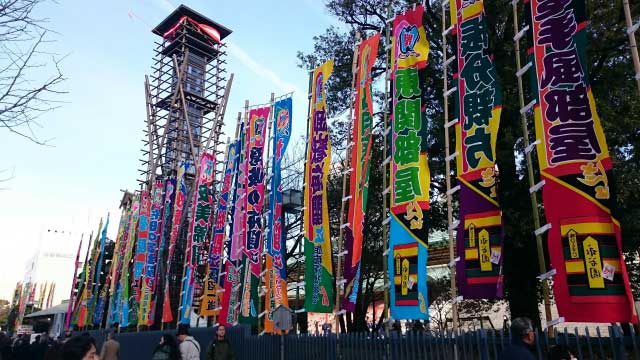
[526,0,637,323]
[264,96,292,332]
[220,123,245,326]
[388,5,430,320]
[200,141,238,317]
[239,106,270,326]
[451,0,504,299]
[139,180,165,325]
[343,33,380,312]
[161,161,190,323]
[179,153,215,324]
[304,59,335,314]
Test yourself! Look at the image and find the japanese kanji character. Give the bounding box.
[394,131,421,165]
[460,16,488,58]
[464,126,493,168]
[394,98,422,132]
[395,68,421,98]
[394,166,422,204]
[537,9,576,51]
[548,121,601,164]
[540,46,584,89]
[463,86,495,130]
[460,52,495,92]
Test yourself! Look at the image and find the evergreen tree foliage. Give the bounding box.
[297,0,640,330]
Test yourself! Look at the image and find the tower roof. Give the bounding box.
[152,4,232,40]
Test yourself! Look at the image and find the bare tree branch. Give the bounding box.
[0,0,66,145]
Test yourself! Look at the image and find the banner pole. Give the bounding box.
[382,3,392,341]
[143,76,157,191]
[623,0,640,95]
[335,33,361,339]
[258,92,276,334]
[208,135,231,326]
[511,0,554,328]
[296,68,314,333]
[441,0,460,333]
[65,234,83,330]
[212,115,242,327]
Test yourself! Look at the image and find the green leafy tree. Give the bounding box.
[298,0,640,331]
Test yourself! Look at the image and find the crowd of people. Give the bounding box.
[0,324,235,360]
[0,331,97,360]
[0,319,584,359]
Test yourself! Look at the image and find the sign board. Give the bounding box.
[16,325,33,335]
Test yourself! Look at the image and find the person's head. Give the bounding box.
[177,324,190,342]
[161,333,177,347]
[61,336,97,360]
[510,317,535,345]
[105,331,114,341]
[64,330,72,339]
[549,344,576,360]
[216,325,226,340]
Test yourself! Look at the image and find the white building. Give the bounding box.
[22,227,80,308]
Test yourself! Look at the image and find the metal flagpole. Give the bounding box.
[381,2,392,341]
[336,32,361,339]
[441,0,460,333]
[510,0,554,328]
[623,0,640,95]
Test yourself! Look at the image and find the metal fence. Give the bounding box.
[80,325,640,359]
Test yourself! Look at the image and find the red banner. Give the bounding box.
[526,0,637,323]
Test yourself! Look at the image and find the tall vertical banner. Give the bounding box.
[239,106,269,326]
[304,59,335,314]
[120,197,140,327]
[139,180,165,325]
[264,97,292,332]
[201,142,237,317]
[162,162,189,323]
[65,237,83,329]
[109,207,132,326]
[84,222,102,326]
[388,5,430,320]
[92,216,110,326]
[342,34,380,312]
[105,208,127,326]
[73,234,93,328]
[107,204,131,325]
[46,283,55,309]
[38,283,46,309]
[179,153,215,324]
[451,0,504,299]
[129,191,150,326]
[525,0,637,323]
[220,125,245,326]
[151,177,175,325]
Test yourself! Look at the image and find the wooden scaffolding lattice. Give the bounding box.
[138,5,234,327]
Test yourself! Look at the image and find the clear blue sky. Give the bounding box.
[0,0,339,301]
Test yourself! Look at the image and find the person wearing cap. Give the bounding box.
[177,324,201,360]
[498,317,536,359]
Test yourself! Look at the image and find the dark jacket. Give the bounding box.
[498,338,536,360]
[152,344,172,360]
[206,339,235,360]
